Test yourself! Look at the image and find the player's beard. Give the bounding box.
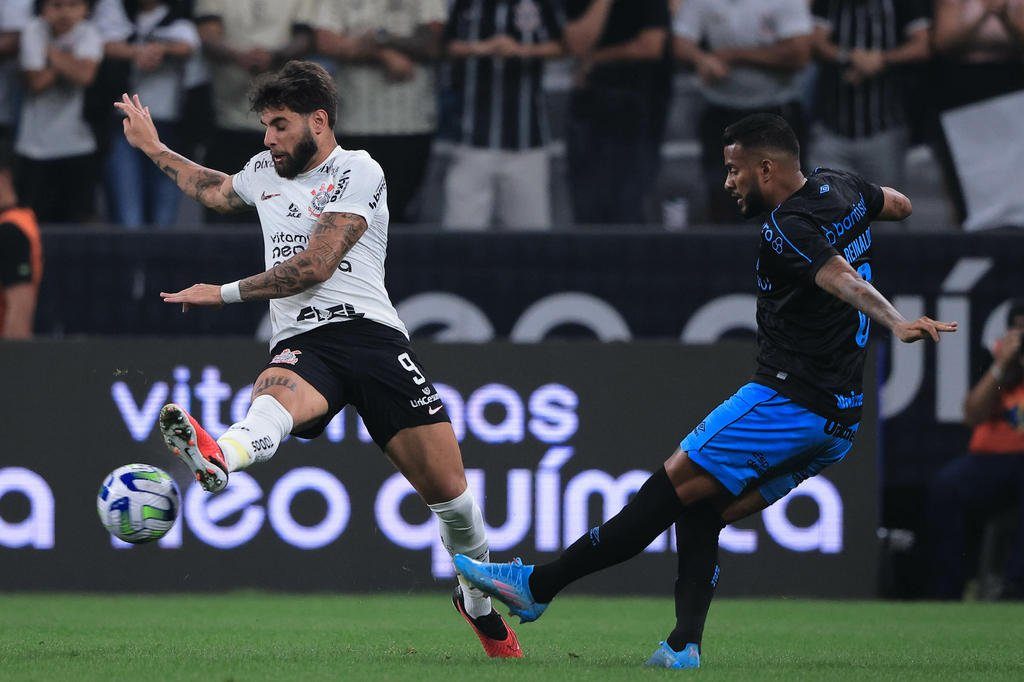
[274,128,319,179]
[740,184,768,218]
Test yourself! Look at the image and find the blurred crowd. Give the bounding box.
[0,0,1022,229]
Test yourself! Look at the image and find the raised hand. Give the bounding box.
[113,93,161,154]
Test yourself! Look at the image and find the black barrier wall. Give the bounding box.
[0,340,877,595]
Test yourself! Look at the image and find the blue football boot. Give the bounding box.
[645,642,700,669]
[453,555,549,623]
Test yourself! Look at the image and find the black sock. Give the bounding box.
[666,501,724,652]
[453,587,508,640]
[529,467,684,603]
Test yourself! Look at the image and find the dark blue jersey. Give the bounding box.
[752,168,885,425]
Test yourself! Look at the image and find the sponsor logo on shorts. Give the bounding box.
[410,393,442,409]
[428,405,444,415]
[746,452,770,476]
[270,349,302,365]
[834,391,864,409]
[823,420,857,441]
[695,421,706,434]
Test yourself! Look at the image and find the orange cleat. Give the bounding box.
[158,403,229,492]
[453,586,523,659]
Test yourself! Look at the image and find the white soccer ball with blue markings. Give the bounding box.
[97,464,179,543]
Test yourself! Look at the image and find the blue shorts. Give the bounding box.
[681,383,857,505]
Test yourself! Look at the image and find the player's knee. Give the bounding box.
[432,474,470,505]
[428,487,488,555]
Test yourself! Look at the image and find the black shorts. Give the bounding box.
[263,319,450,449]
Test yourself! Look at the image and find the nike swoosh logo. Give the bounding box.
[261,192,281,201]
[428,405,443,415]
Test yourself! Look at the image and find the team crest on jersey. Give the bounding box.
[307,181,343,218]
[270,348,302,365]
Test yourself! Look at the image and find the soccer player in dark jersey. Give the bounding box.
[453,113,958,669]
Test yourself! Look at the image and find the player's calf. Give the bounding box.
[429,488,493,615]
[430,487,529,656]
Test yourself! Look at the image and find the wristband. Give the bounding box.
[220,281,242,304]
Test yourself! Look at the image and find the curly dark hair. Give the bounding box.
[249,60,338,129]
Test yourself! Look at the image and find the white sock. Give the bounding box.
[428,488,493,619]
[216,394,294,472]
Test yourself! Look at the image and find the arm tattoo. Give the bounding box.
[238,212,368,301]
[152,149,251,214]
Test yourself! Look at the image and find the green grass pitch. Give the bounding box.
[1,594,1022,681]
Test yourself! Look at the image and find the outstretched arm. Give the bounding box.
[237,211,366,300]
[114,93,249,214]
[814,255,958,342]
[160,211,368,310]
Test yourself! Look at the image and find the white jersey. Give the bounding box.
[232,146,408,348]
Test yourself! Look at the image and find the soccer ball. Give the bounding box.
[97,463,180,544]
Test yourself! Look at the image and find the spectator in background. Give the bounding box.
[810,0,930,189]
[933,0,1024,225]
[0,1,33,148]
[0,147,41,339]
[106,0,199,228]
[442,0,562,231]
[82,0,132,161]
[193,0,317,222]
[16,0,102,223]
[314,0,446,223]
[563,0,669,225]
[930,301,1024,600]
[673,0,812,223]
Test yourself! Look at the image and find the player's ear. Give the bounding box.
[759,157,773,182]
[310,109,329,134]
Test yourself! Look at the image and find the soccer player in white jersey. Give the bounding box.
[113,60,521,658]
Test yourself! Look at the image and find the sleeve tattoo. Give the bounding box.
[238,212,368,301]
[153,149,249,213]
